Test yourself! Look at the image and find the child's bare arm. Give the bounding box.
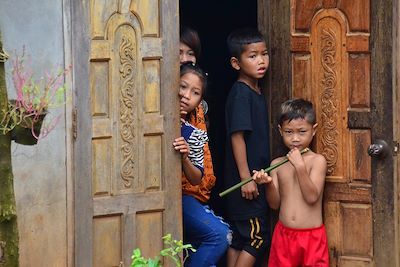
[267,169,281,209]
[287,148,327,204]
[173,136,202,185]
[231,131,259,200]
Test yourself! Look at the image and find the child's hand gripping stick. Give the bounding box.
[219,148,310,197]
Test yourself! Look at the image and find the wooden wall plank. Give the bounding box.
[370,0,396,265]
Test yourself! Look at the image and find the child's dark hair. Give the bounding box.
[180,62,208,96]
[180,26,201,60]
[227,28,266,58]
[279,99,316,126]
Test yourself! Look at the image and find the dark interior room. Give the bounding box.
[179,0,258,216]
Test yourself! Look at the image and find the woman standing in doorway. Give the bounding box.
[178,26,231,267]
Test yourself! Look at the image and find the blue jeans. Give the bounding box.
[183,195,231,267]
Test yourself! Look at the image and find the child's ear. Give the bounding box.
[278,124,283,136]
[230,57,240,71]
[312,123,318,136]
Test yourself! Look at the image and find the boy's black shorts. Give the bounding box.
[229,216,270,259]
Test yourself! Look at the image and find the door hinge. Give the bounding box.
[394,141,399,155]
[72,108,77,140]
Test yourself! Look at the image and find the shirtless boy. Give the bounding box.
[253,98,329,267]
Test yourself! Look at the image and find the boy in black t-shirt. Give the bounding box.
[224,28,271,267]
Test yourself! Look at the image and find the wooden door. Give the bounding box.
[260,0,399,266]
[71,1,181,266]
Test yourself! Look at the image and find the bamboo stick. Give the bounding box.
[219,148,310,197]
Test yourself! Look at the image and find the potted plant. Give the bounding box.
[0,50,70,144]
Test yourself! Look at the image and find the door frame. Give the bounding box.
[257,0,291,159]
[371,0,397,265]
[259,0,399,265]
[394,0,400,265]
[70,0,92,266]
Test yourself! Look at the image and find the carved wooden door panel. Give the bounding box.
[72,1,181,266]
[290,2,373,266]
[286,1,396,266]
[262,0,398,265]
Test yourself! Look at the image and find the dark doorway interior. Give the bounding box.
[179,0,258,217]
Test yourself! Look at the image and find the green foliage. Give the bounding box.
[131,248,161,267]
[131,234,196,267]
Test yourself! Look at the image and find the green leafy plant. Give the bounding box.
[131,234,196,267]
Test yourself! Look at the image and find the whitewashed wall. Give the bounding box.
[0,1,71,266]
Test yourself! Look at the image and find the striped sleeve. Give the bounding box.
[181,121,208,175]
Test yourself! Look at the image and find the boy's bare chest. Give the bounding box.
[277,163,311,188]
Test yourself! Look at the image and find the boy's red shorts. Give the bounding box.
[268,221,329,267]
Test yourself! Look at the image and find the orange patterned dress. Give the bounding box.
[181,104,216,203]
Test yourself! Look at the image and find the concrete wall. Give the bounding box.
[0,1,70,266]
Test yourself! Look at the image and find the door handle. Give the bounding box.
[368,139,390,159]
